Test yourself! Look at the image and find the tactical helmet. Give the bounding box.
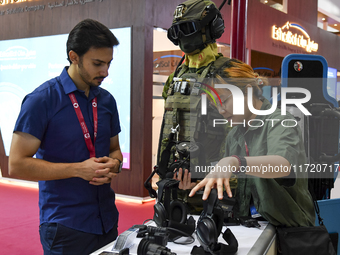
[167,0,225,54]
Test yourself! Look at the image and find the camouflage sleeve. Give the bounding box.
[162,72,175,100]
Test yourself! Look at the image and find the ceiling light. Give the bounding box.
[264,0,268,3]
[322,18,326,21]
[155,27,167,33]
[334,24,338,26]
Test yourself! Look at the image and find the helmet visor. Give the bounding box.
[168,20,201,40]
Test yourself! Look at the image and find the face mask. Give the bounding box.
[178,31,205,54]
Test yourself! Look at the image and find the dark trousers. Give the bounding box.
[39,223,118,255]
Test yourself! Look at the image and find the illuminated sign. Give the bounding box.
[0,0,27,5]
[272,22,318,53]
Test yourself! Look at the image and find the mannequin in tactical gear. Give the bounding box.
[155,0,231,214]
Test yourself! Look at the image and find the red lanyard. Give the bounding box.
[69,92,98,158]
[245,141,249,156]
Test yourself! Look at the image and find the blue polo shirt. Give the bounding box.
[14,67,121,234]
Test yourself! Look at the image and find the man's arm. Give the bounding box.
[109,135,123,166]
[9,131,114,183]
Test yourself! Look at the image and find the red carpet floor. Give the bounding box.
[0,182,155,254]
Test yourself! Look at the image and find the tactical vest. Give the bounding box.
[157,56,231,180]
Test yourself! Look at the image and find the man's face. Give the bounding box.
[77,47,113,87]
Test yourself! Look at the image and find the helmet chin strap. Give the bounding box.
[184,27,214,55]
[200,25,214,49]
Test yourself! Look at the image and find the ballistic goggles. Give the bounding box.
[168,20,201,39]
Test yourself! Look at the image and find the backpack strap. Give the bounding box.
[209,56,232,78]
[177,64,189,78]
[199,61,214,80]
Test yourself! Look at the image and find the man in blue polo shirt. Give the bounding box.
[9,19,123,254]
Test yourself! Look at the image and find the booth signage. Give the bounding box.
[0,0,26,5]
[272,22,318,53]
[0,0,106,16]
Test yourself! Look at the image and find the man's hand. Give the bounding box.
[173,168,196,190]
[95,156,121,173]
[79,157,118,186]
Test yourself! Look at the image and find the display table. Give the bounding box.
[90,217,277,255]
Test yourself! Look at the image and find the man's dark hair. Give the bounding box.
[66,19,119,64]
